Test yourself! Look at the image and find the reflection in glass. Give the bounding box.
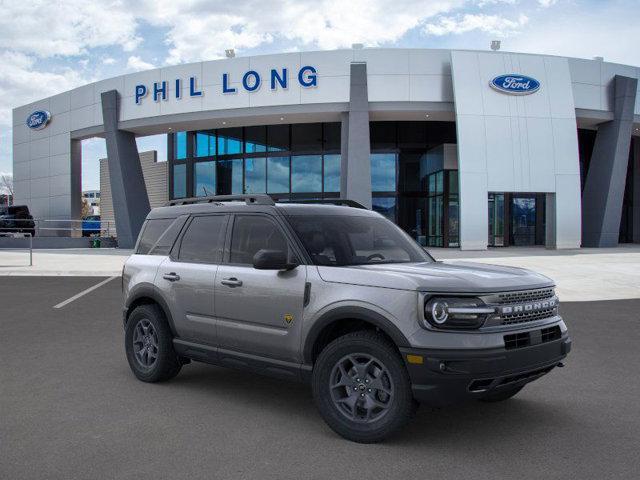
[217,128,243,155]
[195,131,215,157]
[267,156,290,193]
[371,153,396,192]
[372,197,397,223]
[291,155,322,193]
[175,132,187,160]
[173,163,186,198]
[194,161,216,196]
[244,157,266,193]
[245,126,267,153]
[323,154,341,192]
[292,123,322,151]
[217,159,243,194]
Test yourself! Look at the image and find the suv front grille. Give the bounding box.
[496,288,555,305]
[501,306,557,325]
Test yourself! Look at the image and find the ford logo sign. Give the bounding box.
[26,110,51,130]
[490,74,540,95]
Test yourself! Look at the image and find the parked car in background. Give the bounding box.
[0,205,35,237]
[82,215,101,237]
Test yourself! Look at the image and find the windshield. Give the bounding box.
[287,214,433,266]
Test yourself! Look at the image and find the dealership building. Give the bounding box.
[11,48,640,249]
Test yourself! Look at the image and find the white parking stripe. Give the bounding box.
[53,276,119,309]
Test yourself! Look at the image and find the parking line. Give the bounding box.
[53,276,119,309]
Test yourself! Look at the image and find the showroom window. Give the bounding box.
[169,123,341,201]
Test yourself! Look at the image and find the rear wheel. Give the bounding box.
[125,304,181,382]
[312,331,416,443]
[478,385,523,403]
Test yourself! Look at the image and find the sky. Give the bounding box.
[0,0,638,192]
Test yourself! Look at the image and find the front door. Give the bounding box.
[214,214,307,362]
[510,196,537,246]
[156,214,229,345]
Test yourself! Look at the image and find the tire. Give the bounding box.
[312,330,417,443]
[125,304,182,383]
[478,385,524,403]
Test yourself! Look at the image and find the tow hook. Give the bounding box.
[557,362,565,368]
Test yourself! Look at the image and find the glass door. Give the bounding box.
[510,195,537,246]
[488,193,505,246]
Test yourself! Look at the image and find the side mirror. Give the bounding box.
[252,249,298,270]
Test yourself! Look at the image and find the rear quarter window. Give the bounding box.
[136,218,176,255]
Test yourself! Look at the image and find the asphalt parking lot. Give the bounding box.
[1,277,639,480]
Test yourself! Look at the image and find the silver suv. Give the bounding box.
[122,194,571,443]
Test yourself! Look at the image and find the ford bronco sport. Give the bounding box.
[122,194,571,443]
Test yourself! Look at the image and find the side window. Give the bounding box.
[136,218,174,254]
[229,215,289,265]
[148,215,188,256]
[178,215,227,264]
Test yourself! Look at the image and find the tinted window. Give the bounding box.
[149,216,188,256]
[229,215,289,265]
[291,123,322,151]
[218,128,243,155]
[291,155,322,193]
[173,164,187,198]
[245,126,267,153]
[217,159,243,194]
[244,157,266,193]
[323,154,341,192]
[195,131,216,157]
[137,218,175,254]
[288,215,432,266]
[178,215,227,264]
[267,124,289,152]
[174,131,187,160]
[371,153,396,192]
[267,156,290,193]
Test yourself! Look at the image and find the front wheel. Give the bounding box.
[125,304,181,383]
[312,331,417,443]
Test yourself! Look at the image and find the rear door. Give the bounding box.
[214,213,307,362]
[157,214,229,346]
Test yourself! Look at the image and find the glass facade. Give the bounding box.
[169,123,341,200]
[369,121,459,247]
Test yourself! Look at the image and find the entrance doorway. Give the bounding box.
[488,193,546,247]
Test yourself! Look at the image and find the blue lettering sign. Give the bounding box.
[298,66,317,87]
[242,71,261,92]
[189,76,202,97]
[222,73,236,94]
[271,68,287,90]
[490,74,540,95]
[153,81,167,101]
[135,85,147,104]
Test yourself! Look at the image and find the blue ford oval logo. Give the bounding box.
[26,110,51,130]
[490,74,540,95]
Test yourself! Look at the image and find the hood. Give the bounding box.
[316,261,554,293]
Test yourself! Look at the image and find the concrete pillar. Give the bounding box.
[582,75,638,247]
[340,62,372,209]
[545,193,557,249]
[101,90,150,249]
[633,138,640,243]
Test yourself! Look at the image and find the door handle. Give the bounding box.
[221,277,243,287]
[163,272,181,282]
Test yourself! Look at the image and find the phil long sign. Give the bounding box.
[135,66,318,105]
[490,74,540,95]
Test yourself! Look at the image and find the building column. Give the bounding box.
[633,138,640,243]
[340,62,372,209]
[101,90,150,249]
[582,75,638,247]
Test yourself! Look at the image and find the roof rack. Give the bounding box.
[166,194,275,207]
[278,199,367,209]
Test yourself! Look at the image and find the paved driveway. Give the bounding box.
[1,277,639,479]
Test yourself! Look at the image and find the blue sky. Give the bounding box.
[1,0,638,192]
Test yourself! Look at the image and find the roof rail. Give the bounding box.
[166,194,275,207]
[277,199,367,209]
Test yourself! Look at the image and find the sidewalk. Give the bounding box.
[0,246,639,301]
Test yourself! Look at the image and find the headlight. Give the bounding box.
[423,297,495,330]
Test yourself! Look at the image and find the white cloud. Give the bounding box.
[135,0,465,64]
[538,0,558,7]
[102,57,117,65]
[424,13,529,36]
[0,0,141,57]
[126,55,156,72]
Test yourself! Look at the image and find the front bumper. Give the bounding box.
[400,333,571,406]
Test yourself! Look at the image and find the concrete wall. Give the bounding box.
[99,150,168,237]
